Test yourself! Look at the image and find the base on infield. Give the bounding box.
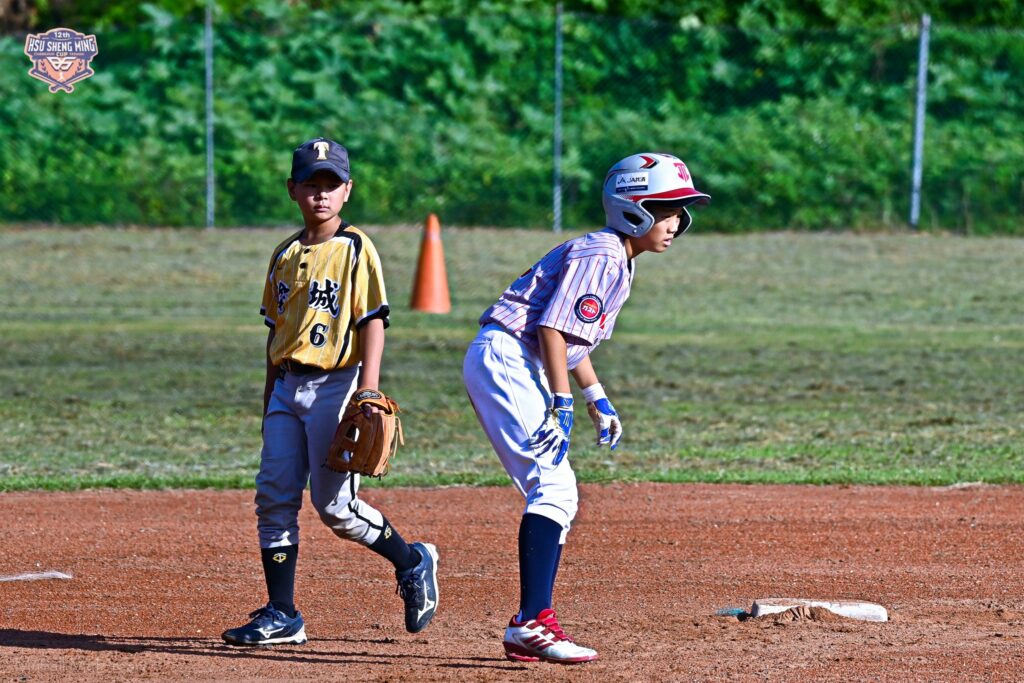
[750,598,888,622]
[0,570,73,583]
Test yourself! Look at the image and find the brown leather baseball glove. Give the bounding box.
[326,388,404,477]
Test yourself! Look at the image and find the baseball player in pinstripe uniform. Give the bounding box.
[463,152,709,664]
[222,137,439,646]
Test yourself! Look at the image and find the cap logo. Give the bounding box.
[674,162,691,182]
[639,155,659,169]
[574,294,604,323]
[24,27,98,93]
[615,172,649,194]
[313,141,330,160]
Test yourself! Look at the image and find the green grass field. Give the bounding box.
[1,226,1021,491]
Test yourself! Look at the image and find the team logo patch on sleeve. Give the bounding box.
[574,294,604,323]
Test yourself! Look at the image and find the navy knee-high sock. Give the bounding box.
[261,545,298,617]
[550,543,564,602]
[518,513,563,620]
[368,515,419,571]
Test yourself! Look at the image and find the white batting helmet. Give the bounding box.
[602,152,710,237]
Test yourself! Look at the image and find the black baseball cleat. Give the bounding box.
[395,542,440,633]
[222,603,307,646]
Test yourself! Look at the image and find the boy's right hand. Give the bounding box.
[582,382,622,450]
[532,393,574,464]
[587,398,622,449]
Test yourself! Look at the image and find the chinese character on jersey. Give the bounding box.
[308,278,340,318]
[276,282,290,315]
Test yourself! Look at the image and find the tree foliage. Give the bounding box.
[1,7,1021,231]
[9,0,1024,31]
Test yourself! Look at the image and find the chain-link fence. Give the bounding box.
[1,10,1021,232]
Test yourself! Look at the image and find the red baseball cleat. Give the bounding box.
[502,608,598,664]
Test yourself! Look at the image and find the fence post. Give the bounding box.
[552,2,564,233]
[204,1,216,229]
[909,13,931,229]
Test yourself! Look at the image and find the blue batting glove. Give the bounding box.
[587,398,622,450]
[551,394,574,463]
[532,393,574,464]
[582,383,623,450]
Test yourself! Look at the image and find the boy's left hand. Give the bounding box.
[532,393,574,465]
[587,398,622,450]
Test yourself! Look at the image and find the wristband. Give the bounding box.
[581,383,606,403]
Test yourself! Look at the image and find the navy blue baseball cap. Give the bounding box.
[291,137,350,182]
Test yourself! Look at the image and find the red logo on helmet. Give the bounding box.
[574,294,604,323]
[674,162,691,182]
[639,155,659,169]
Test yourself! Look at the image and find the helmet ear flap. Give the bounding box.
[675,207,693,236]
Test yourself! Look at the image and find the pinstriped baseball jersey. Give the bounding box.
[480,228,634,370]
[260,223,389,370]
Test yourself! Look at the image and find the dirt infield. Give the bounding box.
[2,483,1023,681]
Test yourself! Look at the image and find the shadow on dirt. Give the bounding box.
[0,630,517,670]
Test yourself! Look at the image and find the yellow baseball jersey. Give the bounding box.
[260,223,389,370]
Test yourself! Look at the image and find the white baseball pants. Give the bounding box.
[463,324,579,543]
[255,366,388,549]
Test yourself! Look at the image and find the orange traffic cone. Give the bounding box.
[410,213,451,313]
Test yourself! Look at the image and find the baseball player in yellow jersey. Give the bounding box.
[222,137,439,646]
